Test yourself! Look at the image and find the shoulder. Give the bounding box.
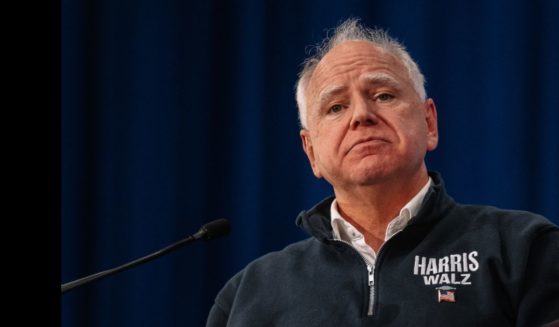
[234,237,320,280]
[215,237,319,291]
[210,237,321,314]
[441,204,559,257]
[451,203,557,234]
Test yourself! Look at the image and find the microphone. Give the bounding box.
[61,219,230,294]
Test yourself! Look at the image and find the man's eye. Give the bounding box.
[375,93,395,102]
[328,104,343,114]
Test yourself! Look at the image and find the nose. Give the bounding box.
[349,96,379,129]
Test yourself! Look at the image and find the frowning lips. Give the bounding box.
[346,136,390,154]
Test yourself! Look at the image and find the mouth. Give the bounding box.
[347,137,389,154]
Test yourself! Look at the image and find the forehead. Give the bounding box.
[307,41,408,96]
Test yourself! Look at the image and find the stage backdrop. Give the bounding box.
[62,0,558,326]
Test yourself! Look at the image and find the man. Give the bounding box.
[206,18,559,326]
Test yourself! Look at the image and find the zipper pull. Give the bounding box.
[367,264,375,316]
[367,264,374,286]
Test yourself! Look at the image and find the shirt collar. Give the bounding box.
[330,177,432,242]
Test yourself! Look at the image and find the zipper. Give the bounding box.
[326,219,412,317]
[366,264,375,316]
[330,239,376,316]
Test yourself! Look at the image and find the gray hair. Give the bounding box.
[295,18,427,129]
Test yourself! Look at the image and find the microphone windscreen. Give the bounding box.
[200,219,231,240]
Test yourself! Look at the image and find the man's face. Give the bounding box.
[300,41,438,189]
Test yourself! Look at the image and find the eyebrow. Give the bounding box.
[317,85,347,106]
[316,73,402,106]
[359,72,403,91]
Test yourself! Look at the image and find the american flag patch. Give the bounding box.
[436,286,456,303]
[438,289,455,302]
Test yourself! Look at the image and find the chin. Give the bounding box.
[349,170,391,186]
[347,160,404,185]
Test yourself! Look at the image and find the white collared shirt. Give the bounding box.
[330,177,432,266]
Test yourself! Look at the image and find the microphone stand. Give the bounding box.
[61,219,229,294]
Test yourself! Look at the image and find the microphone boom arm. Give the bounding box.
[61,219,230,294]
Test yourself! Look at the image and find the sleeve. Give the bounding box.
[206,302,229,327]
[516,226,559,327]
[205,271,243,327]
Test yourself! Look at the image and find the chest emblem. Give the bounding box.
[413,251,480,303]
[436,286,456,303]
[413,251,479,286]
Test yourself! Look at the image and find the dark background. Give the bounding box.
[61,0,558,326]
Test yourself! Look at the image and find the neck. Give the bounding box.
[333,168,429,251]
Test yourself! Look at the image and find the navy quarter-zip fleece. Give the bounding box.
[206,172,559,326]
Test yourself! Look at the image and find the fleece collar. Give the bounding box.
[295,171,455,242]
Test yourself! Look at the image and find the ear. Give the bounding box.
[300,129,322,178]
[424,98,439,151]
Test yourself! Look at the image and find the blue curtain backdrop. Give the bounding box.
[61,0,559,326]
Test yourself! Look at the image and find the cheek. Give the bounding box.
[313,137,334,162]
[314,127,343,161]
[393,111,429,148]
